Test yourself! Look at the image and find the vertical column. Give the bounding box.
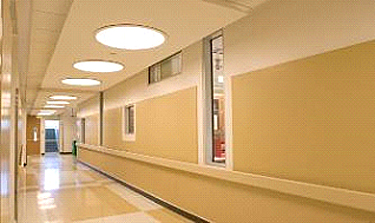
[99,92,104,146]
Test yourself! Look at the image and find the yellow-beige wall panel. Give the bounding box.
[85,114,99,146]
[78,148,375,223]
[103,107,123,149]
[104,87,198,163]
[232,40,375,194]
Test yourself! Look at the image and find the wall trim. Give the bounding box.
[77,159,209,223]
[78,144,375,213]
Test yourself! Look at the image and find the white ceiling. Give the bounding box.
[28,0,269,115]
[27,0,74,114]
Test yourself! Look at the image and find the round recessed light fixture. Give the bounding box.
[73,60,124,73]
[37,113,53,116]
[62,78,101,86]
[49,95,77,100]
[37,110,56,116]
[95,24,166,50]
[46,101,70,105]
[44,105,65,109]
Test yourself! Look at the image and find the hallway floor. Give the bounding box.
[18,153,192,223]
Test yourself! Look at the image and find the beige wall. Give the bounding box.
[77,40,375,222]
[232,40,375,194]
[104,87,198,163]
[84,114,99,146]
[103,41,201,110]
[79,148,375,223]
[78,94,99,118]
[224,0,375,77]
[78,94,100,146]
[76,1,375,221]
[60,113,77,153]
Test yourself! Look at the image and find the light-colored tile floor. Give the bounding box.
[18,153,193,223]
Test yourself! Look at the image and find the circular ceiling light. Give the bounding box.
[46,101,70,105]
[62,78,101,86]
[73,60,124,73]
[37,110,56,116]
[49,95,77,100]
[38,113,54,116]
[95,25,166,50]
[44,105,65,109]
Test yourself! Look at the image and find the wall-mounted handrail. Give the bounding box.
[78,143,375,213]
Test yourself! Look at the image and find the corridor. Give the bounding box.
[2,0,375,222]
[17,154,192,223]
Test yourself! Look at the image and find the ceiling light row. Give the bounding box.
[62,24,166,86]
[41,95,78,114]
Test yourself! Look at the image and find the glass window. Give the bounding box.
[123,104,136,141]
[210,35,225,164]
[125,105,135,135]
[149,52,182,84]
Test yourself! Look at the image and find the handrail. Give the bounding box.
[78,143,375,213]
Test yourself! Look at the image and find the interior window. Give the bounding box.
[210,35,225,163]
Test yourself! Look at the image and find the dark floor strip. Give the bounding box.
[77,160,210,223]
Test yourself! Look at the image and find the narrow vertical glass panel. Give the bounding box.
[33,127,38,142]
[149,64,161,84]
[126,105,135,134]
[211,35,225,163]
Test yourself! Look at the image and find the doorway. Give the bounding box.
[44,120,60,153]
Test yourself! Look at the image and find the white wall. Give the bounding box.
[224,0,375,77]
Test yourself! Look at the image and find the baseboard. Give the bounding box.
[78,160,210,223]
[59,151,73,155]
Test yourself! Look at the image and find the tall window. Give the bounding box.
[123,104,136,141]
[210,35,225,163]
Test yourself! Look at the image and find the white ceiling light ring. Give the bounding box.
[49,95,77,100]
[46,101,70,105]
[37,110,56,116]
[61,78,102,86]
[95,24,167,50]
[73,59,124,73]
[44,105,66,109]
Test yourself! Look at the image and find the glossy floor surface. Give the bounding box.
[18,153,192,223]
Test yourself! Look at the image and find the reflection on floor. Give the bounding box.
[18,153,192,223]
